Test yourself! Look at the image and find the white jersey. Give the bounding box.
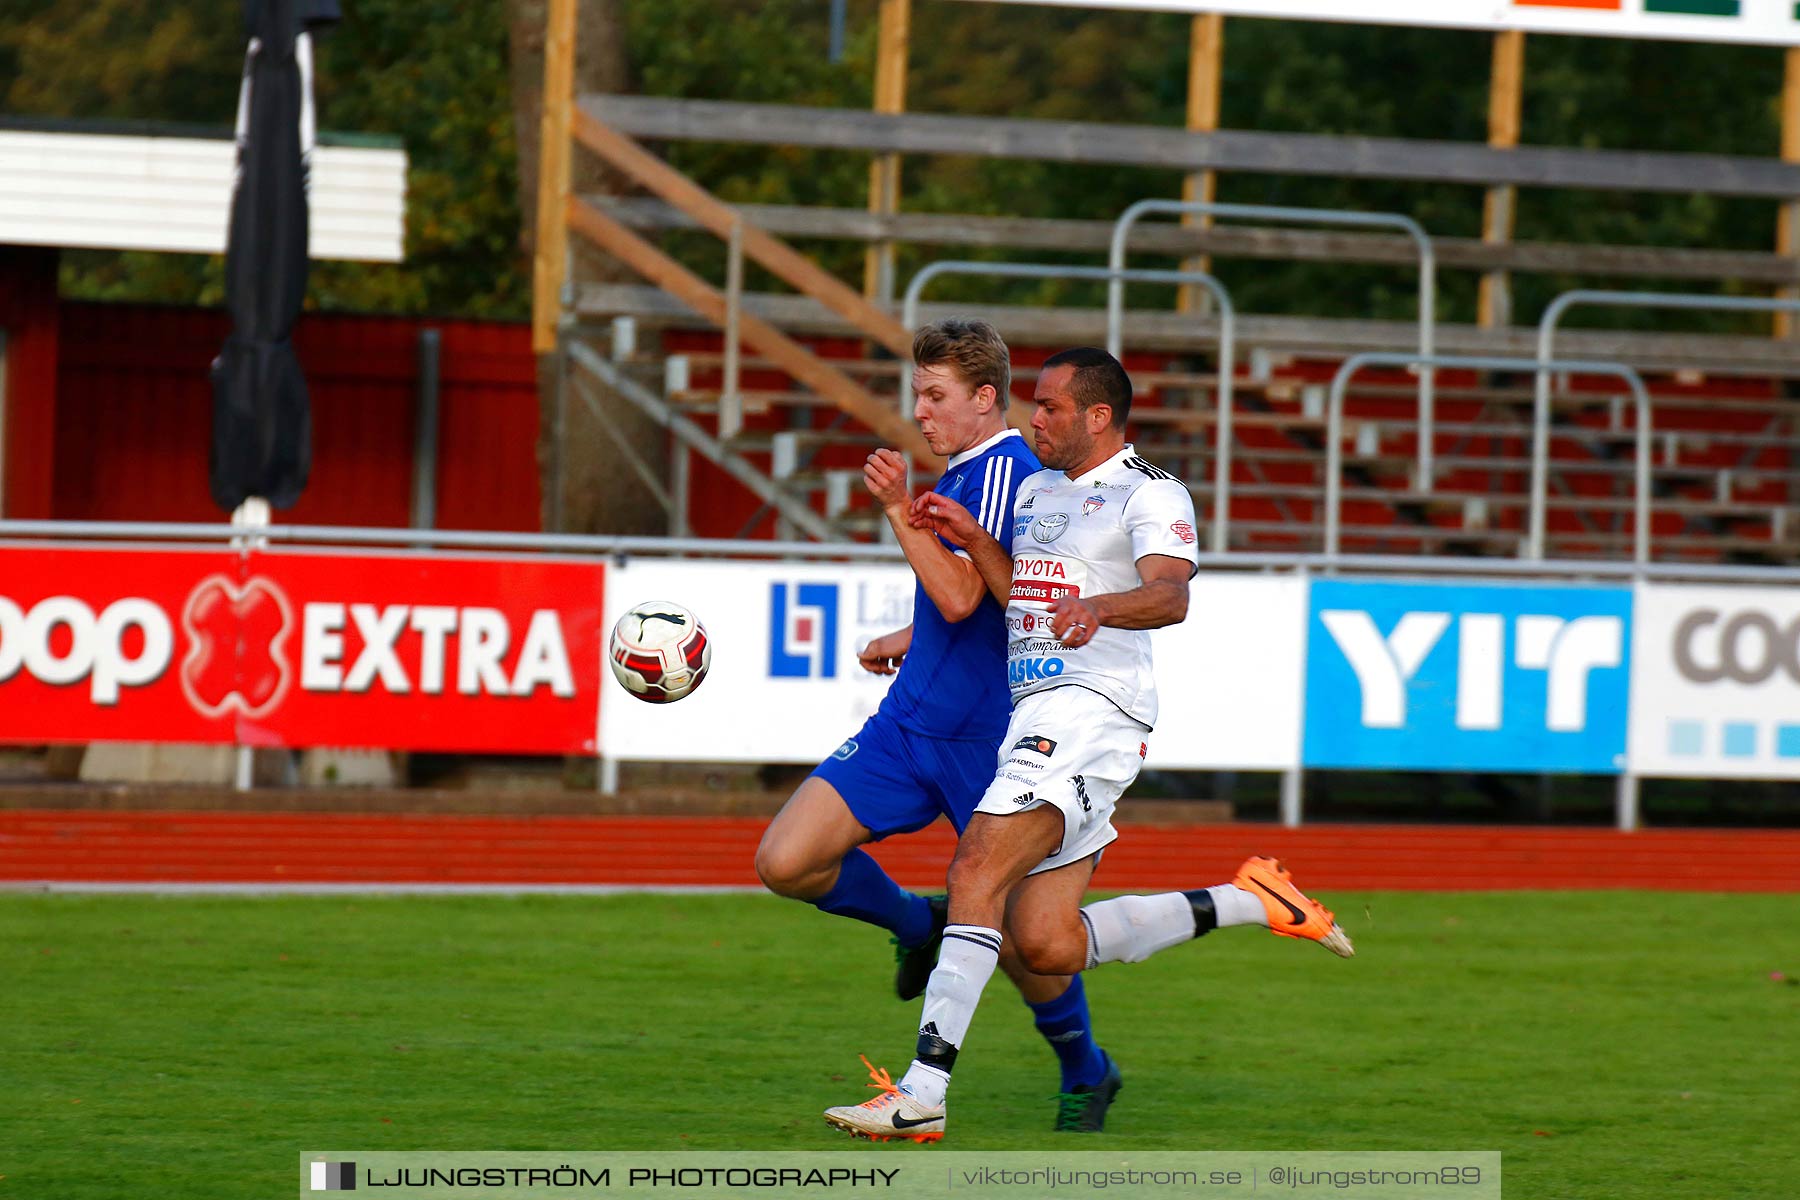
[1004,444,1200,727]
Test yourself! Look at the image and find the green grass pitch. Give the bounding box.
[5,891,1794,1198]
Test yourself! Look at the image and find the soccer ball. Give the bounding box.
[608,600,711,703]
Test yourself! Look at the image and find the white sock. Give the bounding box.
[898,924,1000,1106]
[1209,883,1270,929]
[1080,892,1195,968]
[898,1061,950,1108]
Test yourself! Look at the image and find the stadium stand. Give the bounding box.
[535,100,1800,564]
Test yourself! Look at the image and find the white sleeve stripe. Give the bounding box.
[984,457,1012,539]
[977,457,999,533]
[997,458,1014,536]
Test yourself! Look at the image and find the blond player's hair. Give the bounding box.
[910,318,1011,409]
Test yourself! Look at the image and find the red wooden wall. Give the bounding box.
[0,246,61,518]
[50,302,542,531]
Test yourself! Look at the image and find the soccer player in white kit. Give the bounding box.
[824,347,1352,1142]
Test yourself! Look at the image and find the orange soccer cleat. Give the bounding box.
[1233,856,1355,958]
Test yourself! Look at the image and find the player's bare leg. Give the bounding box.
[1002,855,1125,1131]
[1003,854,1099,976]
[755,776,875,901]
[755,777,942,953]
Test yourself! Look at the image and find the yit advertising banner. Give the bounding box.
[1629,583,1800,779]
[0,546,605,753]
[1303,579,1632,774]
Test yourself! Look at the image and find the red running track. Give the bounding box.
[2,810,1797,890]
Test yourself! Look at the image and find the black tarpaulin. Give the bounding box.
[209,0,341,512]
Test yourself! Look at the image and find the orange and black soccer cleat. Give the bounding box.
[1233,856,1355,958]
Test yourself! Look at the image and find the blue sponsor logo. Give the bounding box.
[1303,580,1631,773]
[832,738,858,760]
[769,582,839,678]
[1009,657,1066,686]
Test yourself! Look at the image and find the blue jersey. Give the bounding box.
[878,428,1040,741]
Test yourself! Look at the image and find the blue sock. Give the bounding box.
[1028,975,1109,1091]
[812,848,934,946]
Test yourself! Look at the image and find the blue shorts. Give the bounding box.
[810,710,1003,840]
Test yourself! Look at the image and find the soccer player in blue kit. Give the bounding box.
[756,320,1123,1134]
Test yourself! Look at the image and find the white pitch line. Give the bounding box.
[0,881,768,896]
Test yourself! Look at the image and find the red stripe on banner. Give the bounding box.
[3,812,1798,891]
[1513,0,1622,9]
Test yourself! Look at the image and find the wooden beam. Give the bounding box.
[1179,12,1224,311]
[530,0,576,354]
[575,283,1800,378]
[1778,46,1800,339]
[593,197,1800,285]
[565,196,933,463]
[581,94,1800,198]
[1479,29,1525,330]
[864,0,910,302]
[569,106,913,359]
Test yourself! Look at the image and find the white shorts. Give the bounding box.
[975,686,1150,876]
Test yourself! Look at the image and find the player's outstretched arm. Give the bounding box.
[864,449,988,622]
[857,624,913,675]
[911,492,1012,608]
[1045,555,1190,646]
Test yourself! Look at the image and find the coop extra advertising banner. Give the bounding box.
[0,545,606,753]
[600,561,1306,770]
[1303,577,1633,773]
[973,1,1800,48]
[1628,582,1800,779]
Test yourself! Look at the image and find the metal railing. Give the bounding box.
[1533,289,1800,559]
[903,260,1239,552]
[721,215,745,440]
[0,520,906,560]
[1325,353,1654,564]
[15,519,1800,582]
[1108,200,1439,491]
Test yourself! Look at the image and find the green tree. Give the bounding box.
[2,0,527,318]
[3,0,1790,327]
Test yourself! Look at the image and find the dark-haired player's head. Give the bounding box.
[910,319,1012,457]
[1031,347,1131,472]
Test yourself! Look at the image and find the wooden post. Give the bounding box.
[1777,46,1800,340]
[531,0,576,354]
[864,0,910,304]
[1179,13,1224,313]
[1479,29,1524,331]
